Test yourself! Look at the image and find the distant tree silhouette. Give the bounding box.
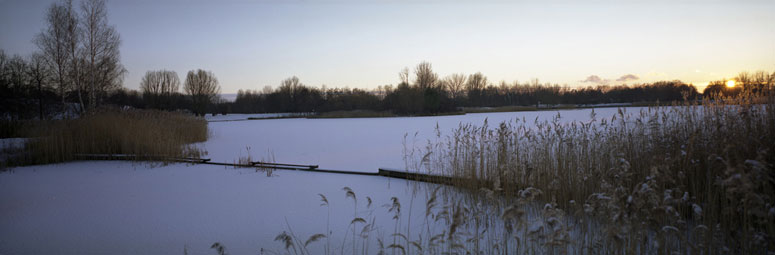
[466,72,487,106]
[184,69,220,116]
[140,70,180,110]
[443,73,466,101]
[399,67,410,86]
[414,62,438,90]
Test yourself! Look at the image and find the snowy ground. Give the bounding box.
[201,107,650,172]
[0,161,460,255]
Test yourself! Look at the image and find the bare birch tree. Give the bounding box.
[34,0,73,110]
[81,0,124,109]
[61,0,83,111]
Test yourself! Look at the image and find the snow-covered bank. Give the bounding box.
[0,161,450,254]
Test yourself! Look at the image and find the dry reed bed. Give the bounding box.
[394,93,775,253]
[14,109,208,165]
[273,94,772,254]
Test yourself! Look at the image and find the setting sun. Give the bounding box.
[726,80,736,88]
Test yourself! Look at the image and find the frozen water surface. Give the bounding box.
[0,107,652,254]
[202,107,648,172]
[0,161,449,254]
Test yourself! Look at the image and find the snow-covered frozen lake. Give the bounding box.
[1,107,651,254]
[202,107,648,172]
[0,161,450,254]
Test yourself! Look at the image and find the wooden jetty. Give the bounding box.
[72,154,469,185]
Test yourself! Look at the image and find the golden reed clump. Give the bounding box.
[16,108,207,165]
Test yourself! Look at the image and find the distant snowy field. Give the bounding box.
[201,107,650,172]
[0,161,447,254]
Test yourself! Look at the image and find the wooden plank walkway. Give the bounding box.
[70,154,443,181]
[72,154,498,190]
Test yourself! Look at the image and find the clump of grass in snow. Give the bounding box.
[210,242,227,255]
[16,108,208,165]
[236,146,253,166]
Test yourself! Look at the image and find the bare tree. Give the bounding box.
[28,53,50,120]
[466,72,488,92]
[443,73,466,99]
[0,53,31,119]
[414,62,438,90]
[750,70,772,90]
[262,85,273,94]
[184,69,220,116]
[160,71,180,96]
[7,55,29,90]
[34,0,73,110]
[141,70,179,95]
[62,0,83,111]
[141,70,179,109]
[399,67,409,85]
[81,0,124,109]
[140,71,162,95]
[279,76,302,98]
[278,76,304,111]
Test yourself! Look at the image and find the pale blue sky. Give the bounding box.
[1,0,773,93]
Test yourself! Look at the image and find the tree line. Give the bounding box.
[222,63,773,115]
[0,0,221,119]
[1,0,123,120]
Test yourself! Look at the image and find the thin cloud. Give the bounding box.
[581,75,608,84]
[616,74,639,82]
